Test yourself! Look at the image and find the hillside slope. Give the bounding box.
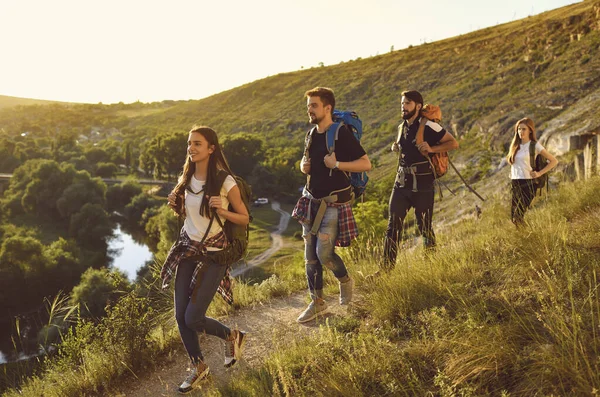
[0,95,73,110]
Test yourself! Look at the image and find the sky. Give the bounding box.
[0,0,580,105]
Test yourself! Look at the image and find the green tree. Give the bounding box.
[222,133,265,179]
[139,132,186,180]
[106,180,143,212]
[70,268,130,319]
[68,203,113,250]
[0,236,46,311]
[94,162,118,178]
[84,147,109,164]
[123,193,162,226]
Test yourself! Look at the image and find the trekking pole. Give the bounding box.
[448,159,486,202]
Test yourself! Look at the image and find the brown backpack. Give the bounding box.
[415,104,448,178]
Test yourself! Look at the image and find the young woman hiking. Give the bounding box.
[160,126,249,394]
[506,118,558,226]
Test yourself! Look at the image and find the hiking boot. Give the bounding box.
[224,329,246,368]
[177,360,210,394]
[339,277,354,305]
[296,299,328,323]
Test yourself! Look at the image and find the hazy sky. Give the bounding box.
[0,0,579,104]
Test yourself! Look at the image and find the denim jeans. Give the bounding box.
[175,259,230,363]
[302,205,348,294]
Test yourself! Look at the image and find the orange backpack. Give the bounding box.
[415,104,449,178]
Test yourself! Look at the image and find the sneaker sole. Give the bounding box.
[177,367,210,394]
[296,306,328,323]
[224,331,246,368]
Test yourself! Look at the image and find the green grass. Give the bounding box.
[210,176,600,396]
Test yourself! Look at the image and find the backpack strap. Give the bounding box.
[211,170,231,237]
[414,117,439,179]
[304,127,316,157]
[326,122,344,176]
[304,128,315,189]
[326,122,343,154]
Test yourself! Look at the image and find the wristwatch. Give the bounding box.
[334,161,340,169]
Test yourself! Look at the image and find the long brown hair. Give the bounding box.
[171,126,235,217]
[506,117,538,165]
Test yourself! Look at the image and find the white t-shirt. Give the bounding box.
[183,174,237,248]
[510,141,545,180]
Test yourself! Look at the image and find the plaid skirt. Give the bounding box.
[160,228,233,305]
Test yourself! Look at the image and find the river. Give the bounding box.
[109,225,153,281]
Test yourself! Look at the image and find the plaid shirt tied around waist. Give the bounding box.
[160,228,233,305]
[291,190,358,247]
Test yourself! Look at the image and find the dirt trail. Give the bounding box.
[231,201,291,277]
[112,293,351,396]
[109,201,336,396]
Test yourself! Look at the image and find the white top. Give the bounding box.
[510,141,545,180]
[183,174,237,249]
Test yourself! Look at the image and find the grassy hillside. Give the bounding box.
[0,2,597,215]
[0,95,73,110]
[214,176,600,396]
[1,1,598,159]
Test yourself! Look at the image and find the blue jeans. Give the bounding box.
[175,259,230,363]
[302,205,348,294]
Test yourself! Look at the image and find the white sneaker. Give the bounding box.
[296,299,328,323]
[177,361,210,394]
[224,329,246,368]
[339,277,354,305]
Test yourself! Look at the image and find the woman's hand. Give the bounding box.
[530,171,540,178]
[167,192,179,209]
[208,195,224,214]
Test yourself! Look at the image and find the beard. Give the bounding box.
[308,113,321,125]
[402,108,417,120]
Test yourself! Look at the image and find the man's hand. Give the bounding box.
[391,142,399,152]
[324,152,337,169]
[417,142,433,154]
[301,156,311,174]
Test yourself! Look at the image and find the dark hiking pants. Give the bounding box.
[511,179,535,226]
[383,183,436,269]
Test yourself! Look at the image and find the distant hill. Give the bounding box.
[0,95,74,110]
[1,1,599,177]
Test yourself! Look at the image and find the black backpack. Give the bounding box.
[205,170,252,266]
[529,141,549,195]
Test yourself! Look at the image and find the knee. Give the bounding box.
[184,311,206,331]
[302,231,314,245]
[175,311,187,328]
[305,259,319,271]
[315,232,334,263]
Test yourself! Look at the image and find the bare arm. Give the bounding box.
[418,131,459,154]
[531,149,558,178]
[209,185,249,226]
[338,154,371,172]
[300,156,311,174]
[324,153,371,172]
